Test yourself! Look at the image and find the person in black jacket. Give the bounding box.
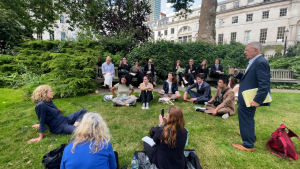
[174,60,187,88]
[209,58,224,79]
[143,106,187,169]
[158,72,181,101]
[118,57,131,83]
[183,74,212,104]
[144,58,156,86]
[28,85,87,143]
[185,59,197,86]
[196,59,209,79]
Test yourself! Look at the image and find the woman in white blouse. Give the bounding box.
[101,56,115,89]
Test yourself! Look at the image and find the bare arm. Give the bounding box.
[129,88,134,95]
[140,84,152,91]
[111,86,117,97]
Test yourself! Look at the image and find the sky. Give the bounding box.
[161,0,227,16]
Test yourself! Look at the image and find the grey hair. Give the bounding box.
[106,56,111,60]
[247,42,262,53]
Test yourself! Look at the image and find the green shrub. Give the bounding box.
[286,42,300,57]
[127,40,248,82]
[269,56,300,78]
[271,83,300,90]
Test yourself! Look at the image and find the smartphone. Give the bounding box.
[161,109,164,117]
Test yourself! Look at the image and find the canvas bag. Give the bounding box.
[266,124,300,160]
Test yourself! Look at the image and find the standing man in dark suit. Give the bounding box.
[183,74,212,104]
[232,42,271,152]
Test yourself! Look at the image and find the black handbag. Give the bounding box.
[213,96,222,107]
[42,144,67,169]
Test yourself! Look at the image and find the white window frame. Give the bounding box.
[262,11,269,19]
[248,0,254,5]
[218,34,224,45]
[219,19,225,26]
[246,14,253,22]
[277,27,286,43]
[244,31,251,44]
[37,33,43,40]
[220,5,226,12]
[232,16,238,24]
[259,29,268,44]
[231,32,237,41]
[279,8,287,17]
[233,2,239,9]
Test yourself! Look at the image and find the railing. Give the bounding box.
[239,69,296,79]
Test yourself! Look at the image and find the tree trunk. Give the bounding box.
[197,0,217,43]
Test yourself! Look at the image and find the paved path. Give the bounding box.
[94,85,300,95]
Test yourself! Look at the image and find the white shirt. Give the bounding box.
[245,54,261,73]
[198,81,203,90]
[168,81,172,94]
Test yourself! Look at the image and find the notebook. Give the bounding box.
[142,136,156,147]
[242,88,272,107]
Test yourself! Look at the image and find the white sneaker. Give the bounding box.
[142,106,146,110]
[181,84,184,88]
[184,80,188,84]
[222,113,229,119]
[142,103,145,109]
[146,102,149,109]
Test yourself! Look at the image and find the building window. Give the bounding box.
[61,32,66,41]
[164,30,167,36]
[298,25,300,42]
[259,29,268,44]
[60,16,65,24]
[171,28,174,34]
[277,27,285,42]
[220,5,226,12]
[232,16,238,24]
[219,19,225,26]
[49,31,54,40]
[172,18,174,22]
[218,34,224,45]
[264,0,271,2]
[280,8,287,17]
[178,37,182,43]
[262,11,269,19]
[248,0,254,5]
[246,14,253,22]
[171,40,174,43]
[231,32,237,41]
[37,33,43,40]
[158,31,161,36]
[244,31,251,44]
[233,2,239,9]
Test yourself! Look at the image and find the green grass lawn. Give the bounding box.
[0,88,300,169]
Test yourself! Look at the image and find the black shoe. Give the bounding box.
[195,107,206,112]
[129,103,136,107]
[114,103,118,107]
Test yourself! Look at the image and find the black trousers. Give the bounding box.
[178,72,184,83]
[140,90,153,104]
[143,142,157,161]
[130,72,143,85]
[186,73,195,85]
[210,72,223,79]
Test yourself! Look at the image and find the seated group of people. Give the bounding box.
[175,58,225,88]
[102,56,156,89]
[27,85,192,169]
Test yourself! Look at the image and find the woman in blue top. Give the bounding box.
[28,85,87,143]
[159,72,181,101]
[60,113,117,169]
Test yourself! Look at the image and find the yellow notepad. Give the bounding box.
[242,88,272,107]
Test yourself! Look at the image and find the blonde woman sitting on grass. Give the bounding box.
[60,113,117,169]
[28,85,87,143]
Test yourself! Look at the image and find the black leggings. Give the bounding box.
[130,72,143,85]
[178,72,184,83]
[186,73,195,85]
[140,90,153,104]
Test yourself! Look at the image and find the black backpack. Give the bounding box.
[42,144,67,169]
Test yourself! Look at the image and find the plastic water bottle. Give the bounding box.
[131,156,139,169]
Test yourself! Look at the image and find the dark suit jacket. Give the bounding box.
[162,80,179,94]
[185,81,212,101]
[210,64,223,74]
[185,64,197,76]
[118,62,131,71]
[144,64,154,75]
[196,66,209,78]
[235,55,271,106]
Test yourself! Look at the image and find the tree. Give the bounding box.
[63,0,152,44]
[0,9,32,53]
[168,0,218,43]
[197,0,217,43]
